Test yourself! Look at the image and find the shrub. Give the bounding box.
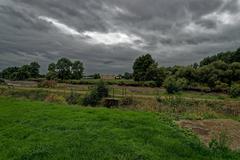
[66,91,81,105]
[82,81,109,106]
[229,84,240,98]
[163,76,188,94]
[163,77,178,94]
[45,94,66,104]
[95,80,109,99]
[82,90,100,106]
[38,80,57,88]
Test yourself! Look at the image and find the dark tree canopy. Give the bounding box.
[0,62,40,80]
[200,48,240,66]
[56,58,72,80]
[47,58,84,80]
[72,61,84,80]
[48,63,56,72]
[29,62,40,78]
[133,54,156,81]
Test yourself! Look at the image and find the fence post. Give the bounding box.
[112,88,115,99]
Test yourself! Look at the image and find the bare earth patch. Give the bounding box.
[177,119,240,150]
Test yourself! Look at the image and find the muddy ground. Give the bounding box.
[177,119,240,150]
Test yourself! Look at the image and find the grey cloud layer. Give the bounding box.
[0,0,240,73]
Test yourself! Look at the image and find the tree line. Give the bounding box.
[1,48,240,93]
[0,58,84,81]
[132,48,240,92]
[0,62,40,80]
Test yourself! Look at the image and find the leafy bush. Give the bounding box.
[95,80,109,99]
[163,76,188,94]
[66,91,81,105]
[45,94,66,104]
[38,80,57,88]
[82,90,100,106]
[229,84,240,98]
[82,81,109,106]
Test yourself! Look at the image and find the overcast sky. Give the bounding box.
[0,0,240,74]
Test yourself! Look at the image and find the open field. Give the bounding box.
[0,97,239,160]
[1,80,240,159]
[3,80,240,101]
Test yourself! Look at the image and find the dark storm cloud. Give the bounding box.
[0,0,240,74]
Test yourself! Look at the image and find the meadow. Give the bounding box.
[1,80,240,159]
[0,97,239,160]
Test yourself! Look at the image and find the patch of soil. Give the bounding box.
[177,119,240,150]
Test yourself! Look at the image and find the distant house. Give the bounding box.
[114,75,122,80]
[101,75,115,80]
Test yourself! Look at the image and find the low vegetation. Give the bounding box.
[1,48,240,159]
[0,97,239,160]
[82,81,109,106]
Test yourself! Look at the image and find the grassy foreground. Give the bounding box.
[0,97,239,160]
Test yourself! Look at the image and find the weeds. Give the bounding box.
[209,131,230,152]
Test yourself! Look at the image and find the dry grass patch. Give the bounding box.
[177,119,240,150]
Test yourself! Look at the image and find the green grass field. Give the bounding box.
[0,97,239,160]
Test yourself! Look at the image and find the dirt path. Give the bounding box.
[177,119,240,150]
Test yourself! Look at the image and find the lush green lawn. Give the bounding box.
[0,97,239,160]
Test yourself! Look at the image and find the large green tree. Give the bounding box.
[1,67,19,79]
[72,61,84,80]
[56,58,72,80]
[46,63,57,80]
[133,54,156,81]
[29,62,40,78]
[47,58,84,80]
[1,62,40,80]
